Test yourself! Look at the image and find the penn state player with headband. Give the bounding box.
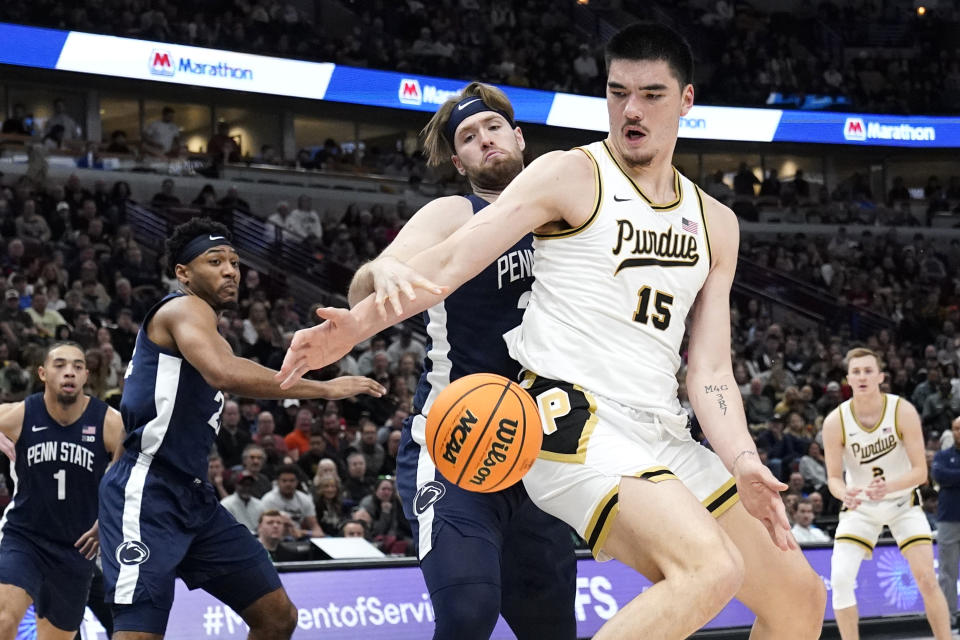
[347,83,577,640]
[0,341,125,640]
[98,218,384,639]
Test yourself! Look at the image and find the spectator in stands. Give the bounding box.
[297,431,331,480]
[1,104,32,135]
[572,44,599,92]
[142,106,180,156]
[261,464,324,538]
[381,429,401,477]
[217,185,251,212]
[922,380,959,435]
[207,452,231,500]
[24,287,65,339]
[793,169,811,199]
[238,443,272,498]
[216,399,251,468]
[254,145,281,165]
[150,178,181,209]
[353,417,385,478]
[283,407,315,459]
[191,184,218,207]
[342,451,372,508]
[744,377,774,428]
[256,510,293,561]
[0,288,34,344]
[799,441,828,491]
[887,176,911,206]
[706,169,733,204]
[267,201,295,237]
[760,168,781,198]
[320,410,348,460]
[734,162,760,197]
[207,120,242,166]
[913,367,943,410]
[359,477,411,555]
[289,195,323,243]
[816,381,843,416]
[791,498,830,544]
[14,199,51,244]
[340,519,369,540]
[314,475,345,536]
[45,98,80,141]
[42,124,65,151]
[386,324,426,366]
[220,470,265,533]
[105,130,132,154]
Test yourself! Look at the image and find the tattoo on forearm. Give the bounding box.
[704,384,729,415]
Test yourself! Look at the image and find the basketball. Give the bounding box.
[425,373,542,493]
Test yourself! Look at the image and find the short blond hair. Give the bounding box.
[845,347,884,371]
[421,82,515,167]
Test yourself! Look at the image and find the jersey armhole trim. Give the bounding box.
[839,409,846,447]
[533,146,602,239]
[894,395,903,440]
[694,184,712,267]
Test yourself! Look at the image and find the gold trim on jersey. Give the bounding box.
[850,395,889,434]
[703,477,739,518]
[635,466,678,483]
[898,534,933,551]
[600,140,683,211]
[836,533,875,557]
[694,185,712,267]
[534,146,602,239]
[585,485,620,559]
[894,396,903,440]
[839,409,847,447]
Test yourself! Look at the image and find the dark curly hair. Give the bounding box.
[163,217,232,279]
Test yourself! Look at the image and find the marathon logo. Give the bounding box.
[398,78,459,106]
[679,117,706,129]
[149,49,254,80]
[844,117,935,142]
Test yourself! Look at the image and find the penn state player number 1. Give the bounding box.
[633,286,674,330]
[53,468,66,500]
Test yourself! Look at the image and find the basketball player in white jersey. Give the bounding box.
[277,21,825,639]
[823,347,951,640]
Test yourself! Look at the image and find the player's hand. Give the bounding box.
[368,256,444,320]
[276,307,362,389]
[320,376,386,400]
[843,486,863,510]
[865,477,887,501]
[75,520,100,560]
[0,432,14,462]
[733,455,797,551]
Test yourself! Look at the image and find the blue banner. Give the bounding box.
[0,22,68,70]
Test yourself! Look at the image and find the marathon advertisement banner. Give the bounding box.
[27,543,948,639]
[2,21,960,148]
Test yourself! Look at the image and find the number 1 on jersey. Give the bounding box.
[53,468,66,500]
[633,286,674,330]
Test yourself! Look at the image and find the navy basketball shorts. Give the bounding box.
[99,453,281,634]
[0,528,94,631]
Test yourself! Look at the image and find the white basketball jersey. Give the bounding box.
[505,140,711,415]
[839,394,912,500]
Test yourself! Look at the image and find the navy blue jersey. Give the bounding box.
[412,194,533,414]
[1,393,109,545]
[120,293,224,480]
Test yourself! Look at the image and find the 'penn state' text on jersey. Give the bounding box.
[839,393,913,501]
[0,393,109,545]
[121,293,224,480]
[411,193,534,422]
[506,141,711,415]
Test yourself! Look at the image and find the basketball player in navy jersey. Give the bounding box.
[346,82,576,640]
[0,342,125,640]
[98,218,384,639]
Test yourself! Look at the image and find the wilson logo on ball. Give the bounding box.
[426,373,542,493]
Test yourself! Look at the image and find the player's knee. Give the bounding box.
[914,566,940,595]
[274,601,298,638]
[431,582,500,640]
[0,607,22,636]
[709,546,745,603]
[831,567,858,610]
[791,564,827,623]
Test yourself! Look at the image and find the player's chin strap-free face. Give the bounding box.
[174,234,236,291]
[442,96,515,148]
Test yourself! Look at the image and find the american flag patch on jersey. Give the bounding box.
[882,426,892,434]
[681,217,699,234]
[83,425,96,435]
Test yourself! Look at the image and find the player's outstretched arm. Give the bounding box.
[686,194,793,550]
[278,150,595,388]
[347,196,471,314]
[0,402,25,458]
[160,296,385,400]
[866,399,927,499]
[822,409,861,509]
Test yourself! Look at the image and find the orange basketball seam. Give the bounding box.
[428,381,503,468]
[485,382,532,492]
[454,380,512,486]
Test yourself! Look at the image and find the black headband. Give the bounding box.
[175,233,234,267]
[443,96,515,147]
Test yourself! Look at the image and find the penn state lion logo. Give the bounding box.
[116,540,151,566]
[413,481,446,516]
